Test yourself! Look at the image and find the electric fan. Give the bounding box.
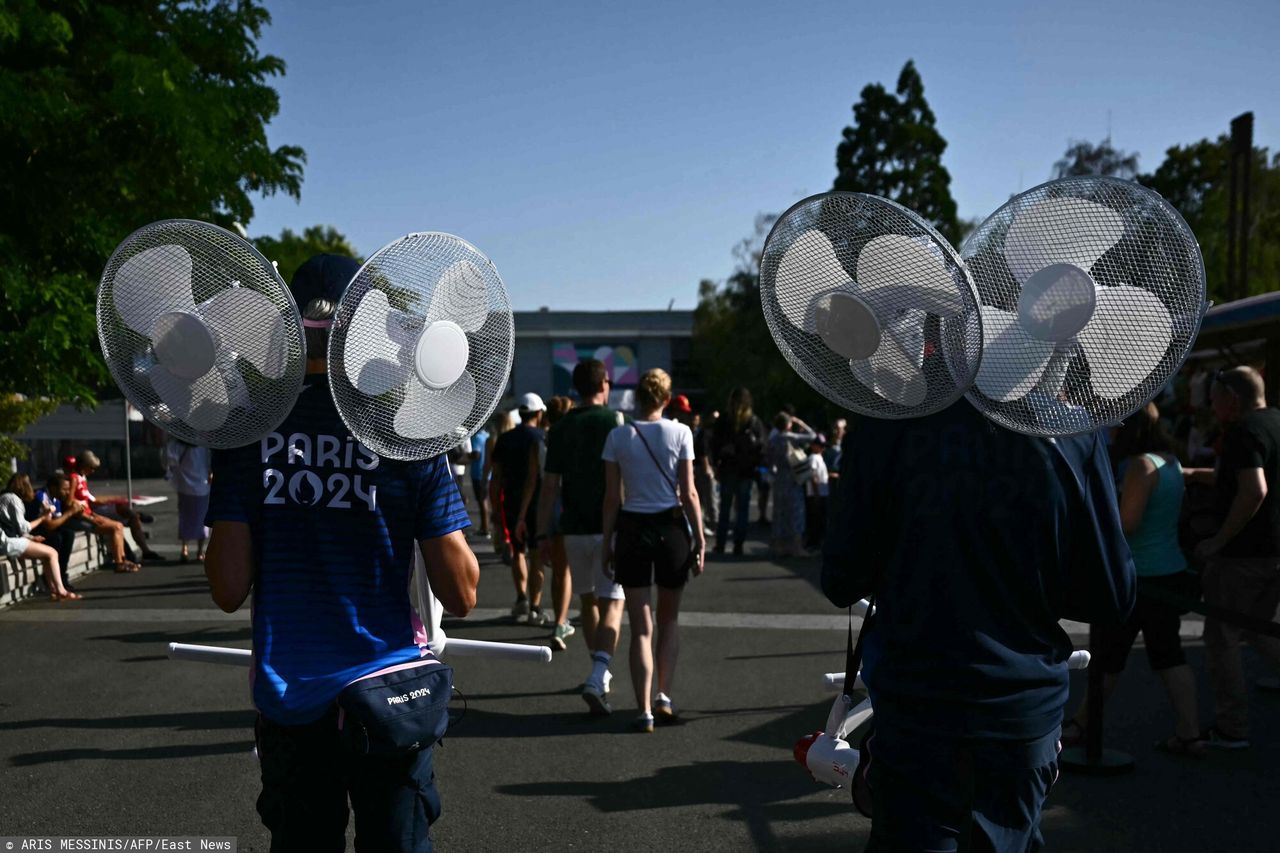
[760,192,983,417]
[962,176,1207,436]
[328,233,515,461]
[97,220,306,447]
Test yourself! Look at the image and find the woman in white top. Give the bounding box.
[164,437,213,562]
[601,369,706,732]
[1,473,78,601]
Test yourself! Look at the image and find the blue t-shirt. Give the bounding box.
[206,376,469,724]
[470,429,489,482]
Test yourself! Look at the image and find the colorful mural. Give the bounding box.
[551,342,640,397]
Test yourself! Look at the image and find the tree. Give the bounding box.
[1053,138,1140,180]
[692,215,833,423]
[0,0,304,443]
[1141,137,1280,304]
[833,60,961,243]
[254,226,363,288]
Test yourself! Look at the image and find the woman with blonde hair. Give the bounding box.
[601,369,705,732]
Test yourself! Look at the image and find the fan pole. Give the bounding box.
[123,400,134,510]
[1060,624,1134,775]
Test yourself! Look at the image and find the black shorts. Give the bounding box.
[503,506,536,554]
[1094,572,1199,673]
[613,508,691,590]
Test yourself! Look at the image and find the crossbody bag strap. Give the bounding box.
[631,422,680,503]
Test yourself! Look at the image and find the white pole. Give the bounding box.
[124,400,134,508]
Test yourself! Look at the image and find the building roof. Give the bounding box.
[514,309,693,339]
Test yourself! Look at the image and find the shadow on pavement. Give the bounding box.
[8,740,250,766]
[0,709,255,733]
[87,628,253,646]
[495,759,853,850]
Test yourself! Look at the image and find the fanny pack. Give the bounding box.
[336,656,454,755]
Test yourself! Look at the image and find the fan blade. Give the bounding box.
[856,234,962,316]
[344,289,414,396]
[147,362,230,432]
[199,288,289,379]
[972,306,1055,402]
[393,371,478,440]
[114,244,195,336]
[849,309,929,407]
[1005,196,1125,285]
[775,229,849,329]
[427,261,489,333]
[1077,285,1172,400]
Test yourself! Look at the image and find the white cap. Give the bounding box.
[517,392,546,412]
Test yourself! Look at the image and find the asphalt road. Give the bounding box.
[1,479,1278,851]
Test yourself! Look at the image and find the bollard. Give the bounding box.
[1059,624,1134,775]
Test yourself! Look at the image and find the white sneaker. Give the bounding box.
[550,622,575,651]
[527,608,549,627]
[582,681,612,716]
[603,669,613,695]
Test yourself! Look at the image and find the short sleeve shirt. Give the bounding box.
[544,405,622,534]
[602,420,695,513]
[205,376,468,725]
[1217,407,1280,558]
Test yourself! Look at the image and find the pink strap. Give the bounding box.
[302,318,333,329]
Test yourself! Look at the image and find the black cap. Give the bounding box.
[289,254,360,309]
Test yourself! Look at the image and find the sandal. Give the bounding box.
[52,591,84,602]
[1155,734,1208,757]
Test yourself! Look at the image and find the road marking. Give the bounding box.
[0,606,1204,639]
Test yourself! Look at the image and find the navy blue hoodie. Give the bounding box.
[822,402,1135,744]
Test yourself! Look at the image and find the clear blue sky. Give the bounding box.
[248,0,1279,311]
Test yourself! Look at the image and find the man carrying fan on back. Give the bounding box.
[204,254,479,853]
[823,403,1135,851]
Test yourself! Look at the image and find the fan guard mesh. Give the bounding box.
[962,177,1206,437]
[329,232,515,461]
[760,192,982,418]
[96,219,306,449]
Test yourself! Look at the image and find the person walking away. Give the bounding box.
[1184,366,1280,749]
[1065,403,1205,754]
[164,436,212,562]
[804,435,830,552]
[694,410,719,536]
[710,388,767,557]
[469,422,490,537]
[2,473,79,601]
[824,418,847,488]
[484,411,514,561]
[491,393,548,623]
[823,402,1135,851]
[767,413,816,557]
[601,369,704,731]
[538,360,626,690]
[203,254,479,852]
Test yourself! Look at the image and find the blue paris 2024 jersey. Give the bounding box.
[206,376,469,725]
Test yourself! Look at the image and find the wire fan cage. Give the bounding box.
[962,176,1207,437]
[328,232,515,461]
[760,192,982,418]
[96,219,306,449]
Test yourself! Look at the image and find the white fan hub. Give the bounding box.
[1016,263,1098,343]
[414,320,470,390]
[815,292,881,360]
[151,311,216,380]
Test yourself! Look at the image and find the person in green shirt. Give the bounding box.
[539,359,626,712]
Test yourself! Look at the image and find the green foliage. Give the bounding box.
[0,0,305,409]
[1141,137,1280,304]
[0,394,57,462]
[833,60,961,243]
[1053,138,1140,180]
[692,216,833,423]
[253,225,363,289]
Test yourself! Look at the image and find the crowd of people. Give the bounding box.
[0,450,169,597]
